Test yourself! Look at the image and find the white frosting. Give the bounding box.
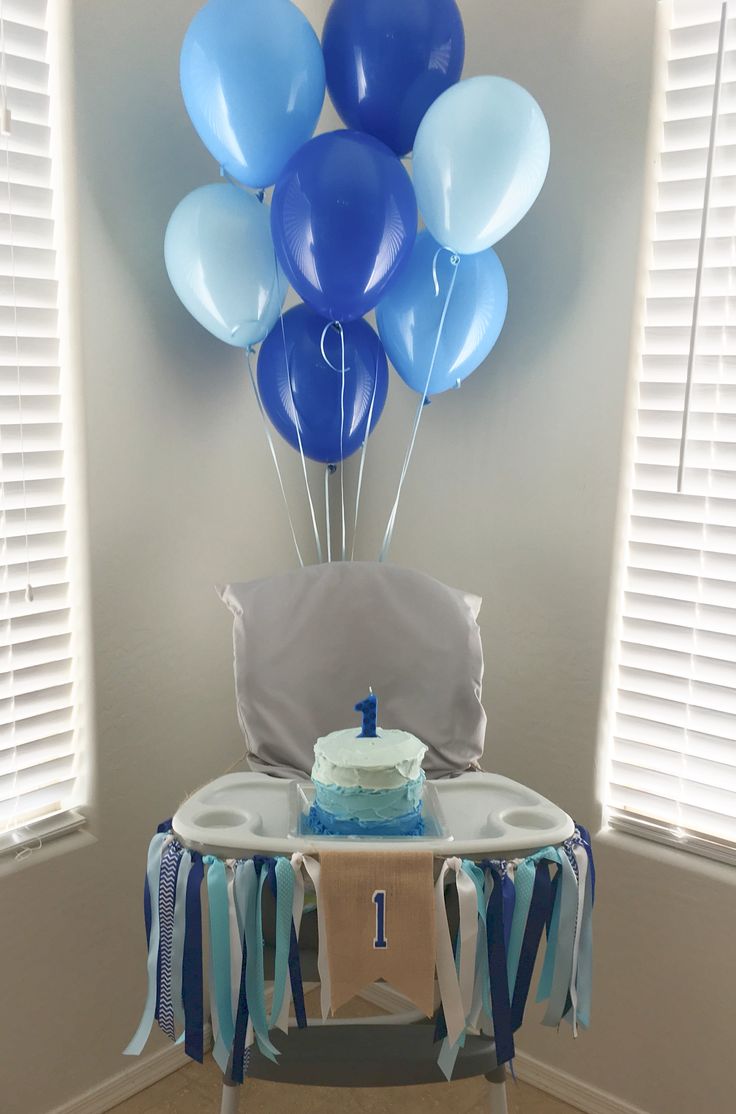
[312,727,427,790]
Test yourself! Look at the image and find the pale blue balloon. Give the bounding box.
[413,75,550,255]
[164,184,287,348]
[180,0,325,188]
[376,231,508,396]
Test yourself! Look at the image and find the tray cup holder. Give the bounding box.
[500,806,558,832]
[195,807,259,831]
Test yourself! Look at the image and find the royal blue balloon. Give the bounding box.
[180,0,325,188]
[257,304,388,463]
[376,231,508,396]
[271,130,417,322]
[322,0,464,157]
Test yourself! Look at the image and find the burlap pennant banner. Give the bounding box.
[318,850,436,1016]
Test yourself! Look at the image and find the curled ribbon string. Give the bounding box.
[245,349,304,567]
[379,251,460,562]
[279,308,323,563]
[325,465,332,563]
[124,832,167,1056]
[319,322,348,560]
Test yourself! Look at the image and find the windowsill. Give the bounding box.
[0,817,97,879]
[595,824,736,886]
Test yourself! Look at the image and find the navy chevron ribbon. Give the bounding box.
[156,841,182,1040]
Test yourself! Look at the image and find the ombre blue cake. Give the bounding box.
[307,695,428,837]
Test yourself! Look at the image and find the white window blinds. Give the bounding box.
[606,0,736,864]
[0,0,83,848]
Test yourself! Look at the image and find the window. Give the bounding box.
[0,0,86,854]
[606,0,736,865]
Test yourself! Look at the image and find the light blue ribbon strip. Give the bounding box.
[507,846,560,1000]
[124,833,167,1055]
[270,857,295,1029]
[171,849,192,1036]
[206,857,235,1071]
[244,861,280,1062]
[541,847,579,1027]
[576,846,594,1029]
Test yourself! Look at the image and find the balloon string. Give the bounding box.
[319,321,350,372]
[350,351,379,561]
[324,465,332,562]
[378,252,460,563]
[337,323,347,561]
[279,310,323,564]
[245,349,304,567]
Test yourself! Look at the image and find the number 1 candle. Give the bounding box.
[354,691,377,738]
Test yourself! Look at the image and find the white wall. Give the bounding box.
[2,2,735,1113]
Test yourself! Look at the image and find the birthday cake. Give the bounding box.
[307,693,428,837]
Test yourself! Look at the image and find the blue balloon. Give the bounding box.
[271,130,417,322]
[376,232,508,396]
[164,184,287,348]
[413,76,550,254]
[180,0,325,188]
[322,0,464,157]
[257,304,388,463]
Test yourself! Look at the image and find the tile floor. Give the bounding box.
[111,1055,581,1114]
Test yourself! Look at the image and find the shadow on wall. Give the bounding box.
[71,1,232,388]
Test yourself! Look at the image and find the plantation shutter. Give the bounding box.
[0,0,84,849]
[607,0,736,864]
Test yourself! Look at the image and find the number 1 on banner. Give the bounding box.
[372,889,387,949]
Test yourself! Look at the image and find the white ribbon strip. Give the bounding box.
[295,853,330,1019]
[567,842,589,1037]
[434,856,478,1047]
[227,865,242,1023]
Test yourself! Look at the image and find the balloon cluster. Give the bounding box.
[165,0,550,465]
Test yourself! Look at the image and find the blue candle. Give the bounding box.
[355,692,377,738]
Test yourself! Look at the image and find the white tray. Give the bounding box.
[172,772,575,858]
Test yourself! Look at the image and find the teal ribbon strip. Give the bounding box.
[233,860,249,944]
[541,847,579,1027]
[270,857,295,1029]
[124,833,167,1055]
[205,857,235,1071]
[243,861,280,1062]
[171,849,192,1037]
[462,859,492,1027]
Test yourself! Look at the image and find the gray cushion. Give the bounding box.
[219,561,485,779]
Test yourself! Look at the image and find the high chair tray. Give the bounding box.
[172,771,574,858]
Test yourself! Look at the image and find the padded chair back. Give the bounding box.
[219,561,485,779]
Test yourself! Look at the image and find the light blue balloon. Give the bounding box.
[376,230,508,396]
[164,184,287,348]
[413,75,550,255]
[180,0,325,188]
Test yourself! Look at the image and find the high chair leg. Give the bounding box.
[486,1066,509,1114]
[220,1079,241,1114]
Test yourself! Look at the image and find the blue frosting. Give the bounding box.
[308,800,425,837]
[311,773,425,823]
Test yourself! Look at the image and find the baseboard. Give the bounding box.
[513,1051,650,1114]
[359,983,648,1114]
[49,1027,213,1114]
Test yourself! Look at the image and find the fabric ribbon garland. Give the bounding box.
[125,825,594,1082]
